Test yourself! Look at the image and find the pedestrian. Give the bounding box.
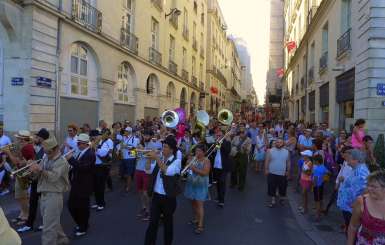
[298,150,313,214]
[311,154,330,221]
[184,144,211,234]
[62,124,78,154]
[362,135,379,172]
[119,127,140,192]
[298,129,313,152]
[144,136,181,245]
[264,138,290,207]
[0,207,21,245]
[347,171,385,245]
[285,127,297,179]
[351,119,365,149]
[230,127,251,191]
[17,128,49,233]
[66,133,96,237]
[29,136,70,245]
[337,149,370,233]
[254,125,267,173]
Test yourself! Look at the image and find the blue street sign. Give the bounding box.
[377,83,385,96]
[11,77,24,86]
[36,77,52,88]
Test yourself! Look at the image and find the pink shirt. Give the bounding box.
[351,128,365,148]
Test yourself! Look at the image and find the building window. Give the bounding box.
[193,1,198,13]
[151,18,159,49]
[70,44,88,96]
[322,23,328,52]
[341,0,351,33]
[122,0,134,32]
[182,48,187,70]
[146,74,157,95]
[166,82,175,100]
[199,63,203,81]
[169,35,175,61]
[117,63,131,102]
[192,56,196,76]
[183,8,188,31]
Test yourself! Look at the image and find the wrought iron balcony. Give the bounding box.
[191,75,198,86]
[308,66,314,83]
[200,46,205,58]
[181,69,189,82]
[120,28,138,54]
[183,27,189,41]
[151,0,163,11]
[149,47,162,66]
[192,39,198,51]
[319,51,328,72]
[169,14,178,29]
[169,60,177,75]
[72,0,102,33]
[337,28,351,57]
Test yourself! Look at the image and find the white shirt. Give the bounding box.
[154,155,181,195]
[96,139,113,165]
[214,149,222,169]
[64,136,78,154]
[120,135,140,159]
[176,149,182,161]
[336,161,353,187]
[0,135,11,147]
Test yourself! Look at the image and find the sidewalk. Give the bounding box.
[287,180,346,245]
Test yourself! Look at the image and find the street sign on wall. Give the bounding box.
[11,77,24,86]
[377,83,385,96]
[36,77,52,88]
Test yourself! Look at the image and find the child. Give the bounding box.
[312,154,330,221]
[298,150,313,214]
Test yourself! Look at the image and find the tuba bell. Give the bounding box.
[194,110,210,140]
[161,110,180,128]
[218,109,233,126]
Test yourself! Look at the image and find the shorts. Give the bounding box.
[14,177,29,199]
[313,184,324,202]
[135,170,149,192]
[267,173,287,197]
[121,158,136,177]
[300,179,312,191]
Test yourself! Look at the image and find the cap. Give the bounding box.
[42,136,58,150]
[301,150,313,157]
[35,128,50,140]
[77,133,90,143]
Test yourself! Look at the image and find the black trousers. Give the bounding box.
[213,168,227,203]
[25,180,40,228]
[144,193,177,245]
[94,165,107,207]
[68,193,90,232]
[267,173,287,197]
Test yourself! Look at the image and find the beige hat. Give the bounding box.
[14,130,32,139]
[42,136,58,150]
[0,208,22,245]
[77,133,90,143]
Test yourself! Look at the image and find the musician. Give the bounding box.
[4,130,35,225]
[66,133,96,237]
[119,127,140,192]
[29,136,70,245]
[212,129,232,208]
[92,129,113,211]
[0,122,11,147]
[0,122,11,196]
[17,128,49,233]
[62,124,78,154]
[144,136,181,245]
[230,127,252,191]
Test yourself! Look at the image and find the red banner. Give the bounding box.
[276,68,284,78]
[286,41,297,53]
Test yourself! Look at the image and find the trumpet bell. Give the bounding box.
[218,109,233,126]
[196,110,210,127]
[161,110,180,128]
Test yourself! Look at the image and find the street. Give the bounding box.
[15,169,313,245]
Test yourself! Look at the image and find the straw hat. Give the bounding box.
[42,136,58,151]
[14,130,32,139]
[77,133,90,143]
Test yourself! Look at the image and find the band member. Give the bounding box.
[119,127,140,192]
[17,128,49,233]
[29,136,70,245]
[184,144,211,234]
[4,130,35,225]
[212,129,232,208]
[0,207,21,245]
[66,133,96,237]
[0,122,11,147]
[62,124,78,154]
[92,129,113,211]
[135,130,157,221]
[0,122,12,196]
[144,136,181,245]
[230,127,252,191]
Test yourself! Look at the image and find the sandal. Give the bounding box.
[194,226,204,234]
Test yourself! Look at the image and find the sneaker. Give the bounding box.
[38,225,43,231]
[90,204,98,209]
[73,226,80,231]
[217,203,225,208]
[17,226,32,233]
[0,189,10,196]
[96,206,104,211]
[74,231,87,237]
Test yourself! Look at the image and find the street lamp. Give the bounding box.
[165,8,182,19]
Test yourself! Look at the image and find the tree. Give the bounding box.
[374,134,385,170]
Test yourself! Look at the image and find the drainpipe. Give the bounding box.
[55,0,63,140]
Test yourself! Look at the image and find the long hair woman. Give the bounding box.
[184,144,211,234]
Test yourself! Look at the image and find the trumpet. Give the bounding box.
[10,149,75,178]
[0,143,16,153]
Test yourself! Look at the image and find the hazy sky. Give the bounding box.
[218,0,270,104]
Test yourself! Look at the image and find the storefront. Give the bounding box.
[319,82,329,124]
[336,69,355,131]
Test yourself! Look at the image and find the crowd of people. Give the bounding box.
[0,114,384,245]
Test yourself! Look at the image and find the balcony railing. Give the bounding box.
[183,27,189,41]
[192,39,198,51]
[300,77,305,91]
[200,46,205,58]
[169,14,178,29]
[151,0,163,11]
[191,76,198,86]
[308,66,314,83]
[319,51,328,72]
[337,28,351,57]
[181,69,189,82]
[72,0,102,33]
[169,60,177,75]
[149,47,162,66]
[120,28,138,54]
